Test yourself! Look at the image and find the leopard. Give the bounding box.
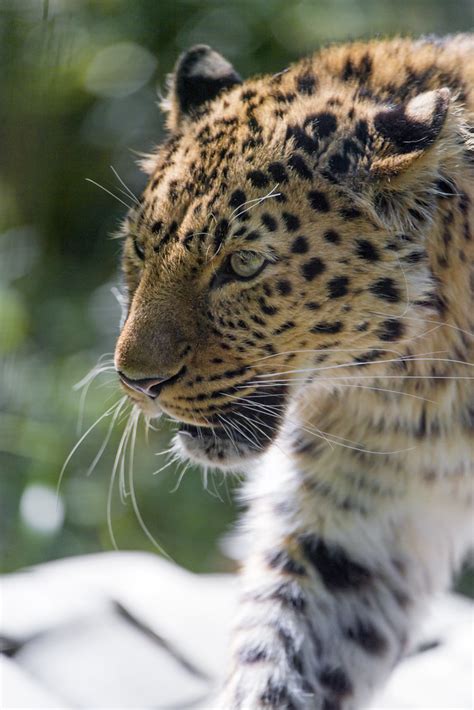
[113,35,474,709]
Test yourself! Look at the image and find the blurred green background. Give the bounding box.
[0,0,473,587]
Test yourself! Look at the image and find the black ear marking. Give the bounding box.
[374,88,450,155]
[173,45,242,121]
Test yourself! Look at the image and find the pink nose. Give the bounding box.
[117,372,173,399]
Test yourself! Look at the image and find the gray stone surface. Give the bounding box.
[1,552,472,709]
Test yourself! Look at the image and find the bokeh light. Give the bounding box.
[0,0,472,600]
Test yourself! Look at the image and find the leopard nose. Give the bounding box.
[117,369,184,399]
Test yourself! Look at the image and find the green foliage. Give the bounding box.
[0,0,472,583]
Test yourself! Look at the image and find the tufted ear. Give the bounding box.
[165,45,242,131]
[370,88,451,177]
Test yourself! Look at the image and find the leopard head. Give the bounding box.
[114,45,454,469]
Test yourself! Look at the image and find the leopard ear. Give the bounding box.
[164,45,242,131]
[371,88,451,177]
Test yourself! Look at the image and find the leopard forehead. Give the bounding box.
[126,39,458,262]
[128,82,375,257]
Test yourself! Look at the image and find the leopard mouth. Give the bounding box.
[175,385,287,469]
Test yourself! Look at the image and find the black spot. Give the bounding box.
[324,230,341,244]
[403,250,425,264]
[355,119,369,143]
[296,72,317,95]
[248,170,269,188]
[377,319,404,341]
[415,408,427,438]
[343,57,359,80]
[247,115,262,134]
[311,321,343,334]
[286,125,318,154]
[260,680,290,706]
[459,192,470,215]
[214,219,229,251]
[323,699,342,710]
[259,297,278,316]
[288,154,313,180]
[276,279,292,296]
[262,213,278,232]
[345,619,387,655]
[305,301,321,310]
[274,320,295,335]
[151,220,163,234]
[329,153,350,174]
[291,236,309,254]
[320,667,353,697]
[353,349,383,365]
[436,177,457,197]
[239,644,270,663]
[229,189,246,209]
[266,549,307,576]
[369,277,400,302]
[268,162,289,183]
[306,111,337,138]
[270,582,306,611]
[328,276,350,298]
[301,257,325,281]
[283,212,301,232]
[340,207,361,219]
[358,53,373,81]
[408,207,426,223]
[273,90,297,104]
[241,89,257,101]
[245,230,262,242]
[355,239,379,261]
[300,536,372,591]
[308,190,330,212]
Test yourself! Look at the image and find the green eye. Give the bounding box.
[229,251,267,279]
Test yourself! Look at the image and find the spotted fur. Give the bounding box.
[113,36,474,708]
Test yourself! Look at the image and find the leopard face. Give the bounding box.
[114,44,457,469]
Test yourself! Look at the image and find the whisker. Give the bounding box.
[127,410,172,558]
[85,396,128,477]
[85,178,132,210]
[254,355,474,380]
[110,165,139,205]
[57,396,126,499]
[153,454,181,476]
[222,394,415,456]
[252,346,405,365]
[170,460,192,493]
[75,363,117,434]
[229,184,281,222]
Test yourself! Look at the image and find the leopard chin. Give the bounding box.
[175,423,263,469]
[172,384,287,469]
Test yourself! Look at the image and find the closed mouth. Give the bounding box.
[176,385,287,466]
[179,421,254,445]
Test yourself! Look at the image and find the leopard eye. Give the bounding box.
[229,251,267,280]
[133,236,145,261]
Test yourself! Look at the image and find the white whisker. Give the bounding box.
[85,178,132,210]
[110,165,139,205]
